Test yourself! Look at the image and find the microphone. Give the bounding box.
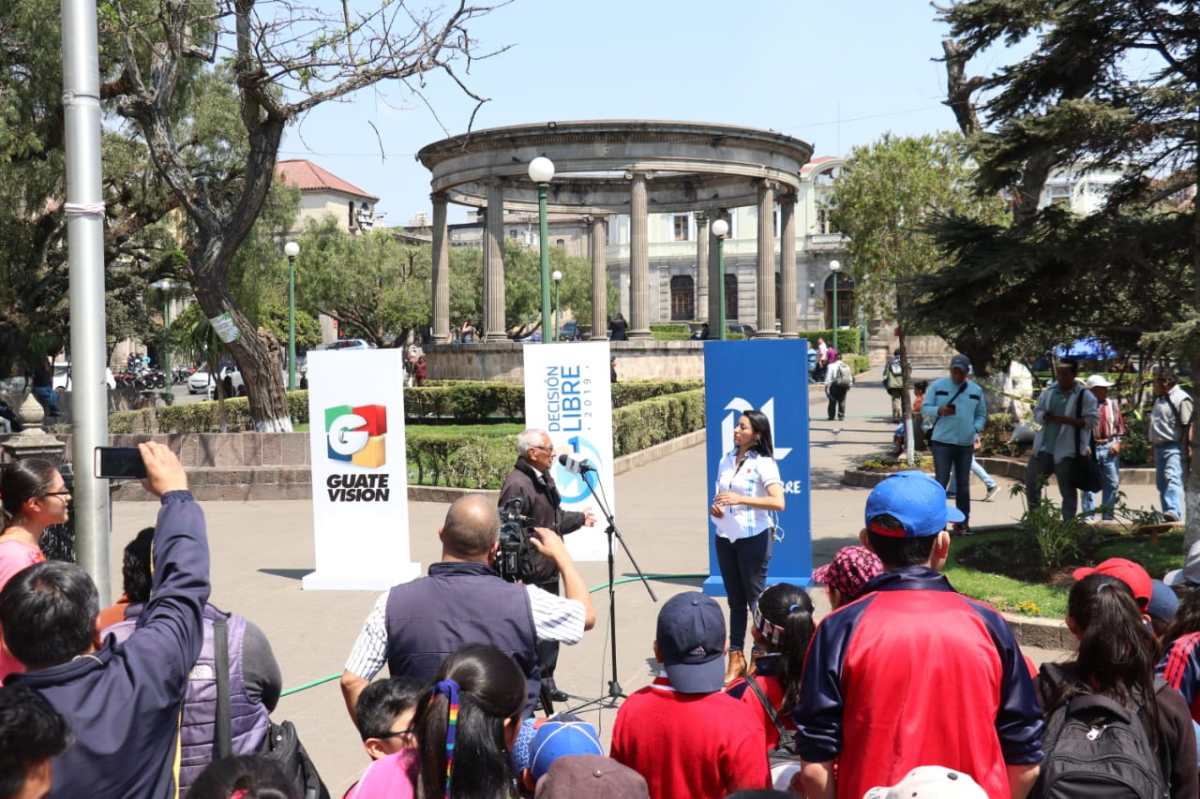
[557,453,596,474]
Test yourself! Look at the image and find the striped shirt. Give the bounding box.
[344,584,587,680]
[713,450,782,541]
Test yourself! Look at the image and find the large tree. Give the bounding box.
[107,0,503,430]
[925,0,1200,537]
[828,132,1007,462]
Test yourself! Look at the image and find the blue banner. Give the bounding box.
[703,340,812,595]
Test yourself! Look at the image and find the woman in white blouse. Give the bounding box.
[710,409,786,684]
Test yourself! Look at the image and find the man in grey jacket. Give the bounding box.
[1026,359,1099,521]
[1151,367,1194,523]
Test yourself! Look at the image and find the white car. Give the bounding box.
[187,370,214,394]
[52,363,116,391]
[321,338,373,351]
[206,367,289,399]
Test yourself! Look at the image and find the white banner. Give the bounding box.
[303,349,420,590]
[522,342,613,562]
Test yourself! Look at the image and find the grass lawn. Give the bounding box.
[945,528,1184,619]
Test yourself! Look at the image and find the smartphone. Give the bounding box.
[94,447,147,480]
[945,403,957,413]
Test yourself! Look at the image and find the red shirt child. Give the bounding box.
[611,592,768,799]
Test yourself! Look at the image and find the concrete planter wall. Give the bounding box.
[427,340,704,382]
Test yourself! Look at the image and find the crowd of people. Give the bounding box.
[0,351,1195,799]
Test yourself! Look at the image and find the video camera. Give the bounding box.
[496,496,538,583]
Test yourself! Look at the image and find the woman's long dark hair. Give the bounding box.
[1162,586,1200,652]
[742,410,774,457]
[0,459,57,528]
[1061,574,1161,741]
[415,644,526,799]
[756,583,814,716]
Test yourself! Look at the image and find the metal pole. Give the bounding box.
[162,294,171,390]
[718,238,727,340]
[62,0,111,603]
[288,255,297,390]
[833,276,840,351]
[554,280,560,341]
[538,185,552,342]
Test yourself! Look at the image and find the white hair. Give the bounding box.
[517,428,549,457]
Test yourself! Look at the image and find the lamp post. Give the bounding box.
[284,241,300,390]
[829,259,841,351]
[807,281,815,328]
[149,278,177,392]
[528,156,555,343]
[711,218,729,340]
[552,269,563,341]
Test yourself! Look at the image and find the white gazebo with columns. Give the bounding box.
[416,120,815,346]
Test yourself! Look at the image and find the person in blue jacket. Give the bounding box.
[0,441,210,799]
[921,354,988,533]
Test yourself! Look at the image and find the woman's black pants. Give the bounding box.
[715,530,773,650]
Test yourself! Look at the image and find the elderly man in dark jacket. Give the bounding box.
[499,428,595,702]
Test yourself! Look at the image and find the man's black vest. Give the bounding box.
[384,562,540,707]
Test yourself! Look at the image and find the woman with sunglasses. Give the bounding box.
[0,458,69,680]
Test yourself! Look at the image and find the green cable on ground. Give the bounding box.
[278,571,708,698]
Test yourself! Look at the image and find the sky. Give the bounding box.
[279,0,1022,225]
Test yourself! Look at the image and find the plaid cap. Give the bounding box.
[811,546,884,602]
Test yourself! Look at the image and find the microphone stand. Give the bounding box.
[565,466,657,713]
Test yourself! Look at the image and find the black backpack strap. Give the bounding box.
[213,616,233,760]
[742,675,786,739]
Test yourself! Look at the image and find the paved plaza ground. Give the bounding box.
[110,370,1162,793]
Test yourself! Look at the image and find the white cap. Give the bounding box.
[1085,375,1115,389]
[863,767,988,799]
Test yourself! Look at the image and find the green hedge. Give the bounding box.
[799,329,861,354]
[612,388,705,457]
[846,354,870,375]
[110,379,706,433]
[650,323,692,341]
[406,387,707,487]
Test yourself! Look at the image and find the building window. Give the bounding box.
[673,215,690,242]
[670,275,695,320]
[724,273,738,321]
[348,201,356,229]
[555,238,566,248]
[509,229,520,240]
[816,207,837,235]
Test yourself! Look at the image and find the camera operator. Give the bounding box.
[339,494,596,723]
[499,429,596,703]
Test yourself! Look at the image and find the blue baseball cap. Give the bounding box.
[1148,580,1179,625]
[864,470,964,537]
[656,592,726,693]
[529,718,604,781]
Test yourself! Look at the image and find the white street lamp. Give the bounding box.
[527,156,556,184]
[711,219,730,339]
[149,278,179,392]
[552,269,563,341]
[829,260,842,350]
[528,157,556,341]
[284,241,300,388]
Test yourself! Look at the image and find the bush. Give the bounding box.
[650,323,692,341]
[406,428,515,489]
[1119,423,1152,466]
[1016,496,1101,574]
[798,329,861,354]
[611,388,705,457]
[846,354,870,375]
[111,380,705,432]
[978,413,1020,458]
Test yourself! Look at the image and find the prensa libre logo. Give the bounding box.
[325,404,390,502]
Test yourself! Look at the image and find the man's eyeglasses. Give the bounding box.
[375,728,414,741]
[41,491,71,498]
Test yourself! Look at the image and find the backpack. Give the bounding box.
[742,676,803,790]
[1033,676,1171,799]
[833,362,852,388]
[885,358,904,389]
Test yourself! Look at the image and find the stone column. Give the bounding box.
[431,192,450,343]
[589,216,608,340]
[707,208,729,333]
[695,211,709,322]
[755,181,778,338]
[628,172,651,339]
[483,181,507,341]
[779,194,798,338]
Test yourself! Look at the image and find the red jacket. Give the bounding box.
[792,567,1044,799]
[612,677,768,799]
[1159,631,1200,721]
